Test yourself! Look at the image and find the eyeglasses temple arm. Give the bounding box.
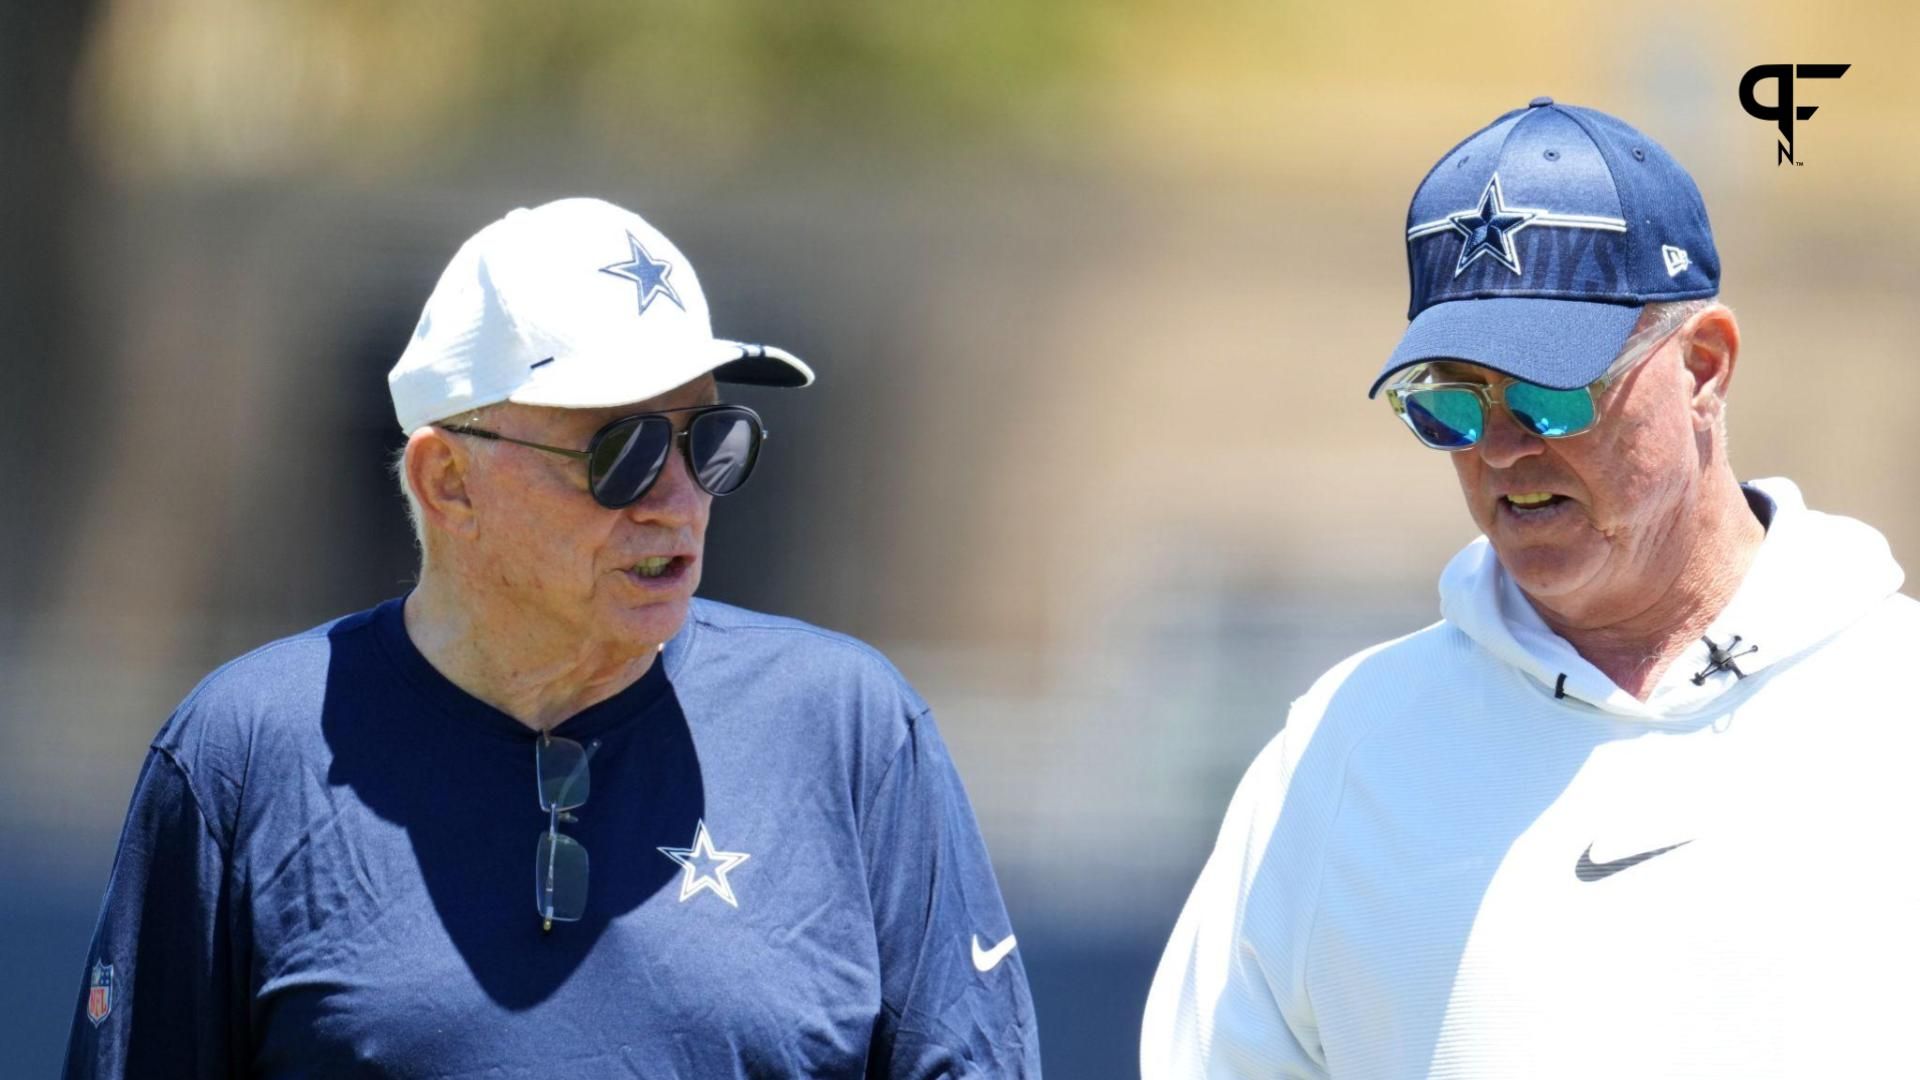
[442,425,592,461]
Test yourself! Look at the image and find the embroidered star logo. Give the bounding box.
[599,231,685,315]
[1446,173,1542,276]
[658,820,751,908]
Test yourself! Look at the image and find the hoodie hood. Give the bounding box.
[1438,477,1906,719]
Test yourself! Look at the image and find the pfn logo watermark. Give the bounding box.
[1739,64,1850,165]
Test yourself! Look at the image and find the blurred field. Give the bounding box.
[3,2,1916,1075]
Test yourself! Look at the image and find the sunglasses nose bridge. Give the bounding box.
[1474,386,1551,464]
[618,432,707,518]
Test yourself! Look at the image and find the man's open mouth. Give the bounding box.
[626,556,691,582]
[1501,492,1572,516]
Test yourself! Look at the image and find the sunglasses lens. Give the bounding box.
[1504,382,1596,437]
[687,408,762,496]
[535,831,589,922]
[1400,388,1483,449]
[536,736,590,811]
[588,417,672,508]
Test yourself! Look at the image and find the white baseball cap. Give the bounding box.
[388,197,813,432]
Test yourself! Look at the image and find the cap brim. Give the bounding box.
[507,339,813,414]
[711,341,814,388]
[1368,297,1643,398]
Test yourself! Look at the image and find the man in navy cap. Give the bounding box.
[1142,100,1920,1077]
[64,197,1040,1078]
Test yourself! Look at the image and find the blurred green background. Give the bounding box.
[4,1,1916,1074]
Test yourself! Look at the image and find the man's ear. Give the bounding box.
[1680,305,1740,432]
[405,428,480,540]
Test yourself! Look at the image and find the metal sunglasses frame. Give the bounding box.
[442,403,768,506]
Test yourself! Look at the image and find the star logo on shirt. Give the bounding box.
[1445,173,1541,276]
[600,231,686,315]
[658,820,751,908]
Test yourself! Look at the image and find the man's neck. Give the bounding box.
[402,575,657,732]
[1529,478,1766,701]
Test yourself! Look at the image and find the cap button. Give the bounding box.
[1528,95,1554,108]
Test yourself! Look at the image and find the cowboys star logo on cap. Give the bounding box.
[1442,173,1538,275]
[600,230,685,315]
[1405,173,1629,279]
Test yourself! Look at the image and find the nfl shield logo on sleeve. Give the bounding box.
[87,961,113,1026]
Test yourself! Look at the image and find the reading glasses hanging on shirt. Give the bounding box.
[536,732,600,931]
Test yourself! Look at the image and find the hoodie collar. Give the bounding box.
[1438,477,1905,719]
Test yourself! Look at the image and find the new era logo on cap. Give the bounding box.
[1662,244,1691,277]
[388,198,813,433]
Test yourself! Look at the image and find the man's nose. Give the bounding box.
[627,439,706,524]
[1473,394,1547,468]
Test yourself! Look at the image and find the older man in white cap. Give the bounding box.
[65,197,1040,1079]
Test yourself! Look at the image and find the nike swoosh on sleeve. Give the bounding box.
[970,933,1017,972]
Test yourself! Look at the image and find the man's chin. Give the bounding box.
[603,565,701,638]
[600,593,692,648]
[1488,540,1603,602]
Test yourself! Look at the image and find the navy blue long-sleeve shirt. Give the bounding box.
[65,596,1040,1078]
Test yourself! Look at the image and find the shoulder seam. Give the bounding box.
[858,704,930,845]
[692,610,918,692]
[152,745,234,858]
[172,627,339,713]
[695,613,892,657]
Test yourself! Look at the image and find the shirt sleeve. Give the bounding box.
[63,748,246,1080]
[1140,714,1327,1080]
[861,708,1042,1078]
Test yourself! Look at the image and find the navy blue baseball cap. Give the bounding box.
[1369,97,1719,397]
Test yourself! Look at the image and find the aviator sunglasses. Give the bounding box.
[1383,315,1691,452]
[443,403,767,508]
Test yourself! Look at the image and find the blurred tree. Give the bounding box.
[0,0,97,613]
[73,0,1094,182]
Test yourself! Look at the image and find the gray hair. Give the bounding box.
[1629,297,1733,443]
[393,404,498,567]
[1631,297,1718,341]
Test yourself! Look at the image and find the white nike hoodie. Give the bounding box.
[1142,478,1920,1079]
